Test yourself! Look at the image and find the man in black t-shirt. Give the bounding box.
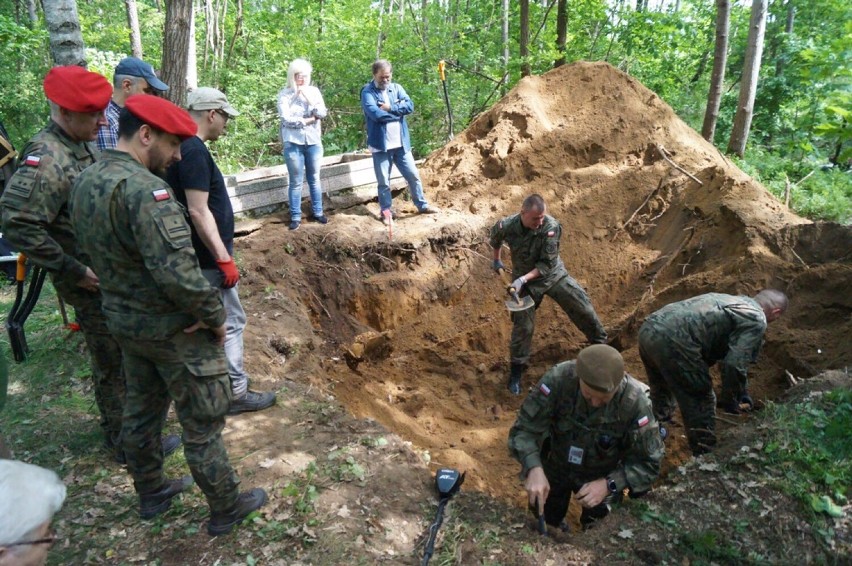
[166,88,276,415]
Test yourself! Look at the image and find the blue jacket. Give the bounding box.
[360,80,413,153]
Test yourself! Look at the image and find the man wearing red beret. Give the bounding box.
[69,94,268,536]
[0,66,180,464]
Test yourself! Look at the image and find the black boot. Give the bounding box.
[507,364,524,395]
[139,476,193,519]
[207,488,269,536]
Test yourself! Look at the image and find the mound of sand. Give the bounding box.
[235,61,852,510]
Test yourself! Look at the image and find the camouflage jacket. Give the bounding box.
[0,121,96,285]
[643,293,767,397]
[488,213,568,295]
[508,361,664,492]
[69,150,225,340]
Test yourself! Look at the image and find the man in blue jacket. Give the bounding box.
[360,60,439,224]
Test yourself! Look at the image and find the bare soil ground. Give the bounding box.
[49,61,851,564]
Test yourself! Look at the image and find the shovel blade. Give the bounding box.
[505,295,535,312]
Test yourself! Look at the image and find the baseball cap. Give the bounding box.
[186,87,240,117]
[114,57,169,92]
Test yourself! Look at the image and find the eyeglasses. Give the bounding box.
[5,529,58,548]
[215,109,230,122]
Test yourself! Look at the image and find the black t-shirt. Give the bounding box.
[166,136,234,270]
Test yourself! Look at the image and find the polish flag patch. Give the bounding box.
[152,189,170,202]
[547,230,555,237]
[539,383,551,396]
[23,155,41,167]
[637,415,650,427]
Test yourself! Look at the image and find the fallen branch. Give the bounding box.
[620,177,665,234]
[789,247,809,270]
[657,145,703,186]
[785,370,800,387]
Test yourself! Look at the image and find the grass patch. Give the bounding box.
[760,388,852,517]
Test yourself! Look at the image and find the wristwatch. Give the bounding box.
[606,476,618,494]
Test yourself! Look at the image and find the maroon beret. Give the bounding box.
[43,66,112,113]
[124,95,197,140]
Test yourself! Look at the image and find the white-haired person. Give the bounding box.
[0,460,66,565]
[277,58,328,231]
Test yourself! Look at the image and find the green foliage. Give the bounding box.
[761,388,852,517]
[678,530,745,563]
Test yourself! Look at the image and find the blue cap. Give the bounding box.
[114,57,169,92]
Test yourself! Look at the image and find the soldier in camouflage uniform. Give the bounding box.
[509,344,664,529]
[638,290,788,455]
[490,194,607,394]
[68,94,267,536]
[0,67,163,463]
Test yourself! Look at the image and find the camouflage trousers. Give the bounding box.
[541,459,621,528]
[638,322,716,455]
[117,330,240,513]
[510,275,607,367]
[54,279,124,446]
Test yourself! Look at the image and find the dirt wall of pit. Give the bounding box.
[233,62,852,514]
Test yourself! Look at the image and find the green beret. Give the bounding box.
[577,344,624,393]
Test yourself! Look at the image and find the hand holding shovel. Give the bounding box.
[496,267,534,312]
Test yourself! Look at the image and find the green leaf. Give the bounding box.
[809,494,844,518]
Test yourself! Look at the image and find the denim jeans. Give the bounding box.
[203,269,249,398]
[284,142,324,221]
[371,147,428,212]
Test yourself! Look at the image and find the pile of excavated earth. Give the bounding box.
[228,61,851,530]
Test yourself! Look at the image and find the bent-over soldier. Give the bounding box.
[509,345,663,529]
[69,94,267,536]
[638,290,788,455]
[490,194,607,394]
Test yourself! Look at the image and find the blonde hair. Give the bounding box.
[0,460,66,545]
[287,59,313,89]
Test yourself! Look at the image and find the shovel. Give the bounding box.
[421,468,465,566]
[497,268,534,312]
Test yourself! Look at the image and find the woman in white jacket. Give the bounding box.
[277,59,328,231]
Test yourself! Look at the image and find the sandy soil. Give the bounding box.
[133,61,852,563]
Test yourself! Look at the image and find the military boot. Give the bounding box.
[139,476,193,519]
[507,364,524,395]
[207,488,269,536]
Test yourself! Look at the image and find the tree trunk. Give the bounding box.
[187,1,197,90]
[701,0,729,142]
[125,0,143,58]
[43,0,86,67]
[226,0,244,67]
[501,0,509,95]
[520,0,530,77]
[727,0,767,156]
[161,0,193,108]
[554,0,567,67]
[775,2,795,77]
[26,0,38,25]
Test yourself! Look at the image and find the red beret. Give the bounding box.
[43,65,112,113]
[124,95,197,140]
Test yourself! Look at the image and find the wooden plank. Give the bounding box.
[226,151,420,215]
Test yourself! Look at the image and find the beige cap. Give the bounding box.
[576,344,624,393]
[186,87,240,116]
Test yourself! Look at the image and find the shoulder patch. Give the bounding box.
[23,155,41,167]
[637,415,649,427]
[547,230,555,237]
[152,188,170,202]
[498,220,503,229]
[539,383,551,396]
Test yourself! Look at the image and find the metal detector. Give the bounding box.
[421,468,465,566]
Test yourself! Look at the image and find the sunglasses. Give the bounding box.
[215,109,230,122]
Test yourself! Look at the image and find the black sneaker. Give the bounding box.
[207,488,268,536]
[312,215,328,224]
[227,390,277,415]
[139,476,193,519]
[289,221,300,231]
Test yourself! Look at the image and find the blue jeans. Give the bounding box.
[284,142,324,221]
[371,147,428,212]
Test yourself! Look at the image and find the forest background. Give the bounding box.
[0,0,849,222]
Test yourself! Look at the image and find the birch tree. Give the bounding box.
[125,0,143,58]
[43,0,86,66]
[728,0,768,156]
